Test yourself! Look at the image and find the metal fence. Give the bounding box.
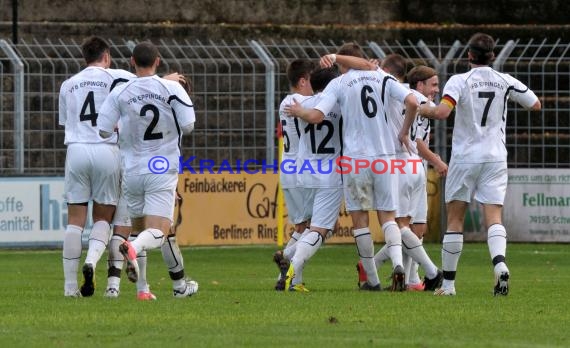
[0,37,568,175]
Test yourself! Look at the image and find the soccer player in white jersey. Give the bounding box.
[59,36,135,298]
[273,59,316,290]
[362,55,443,292]
[286,43,419,291]
[283,66,343,292]
[98,41,198,298]
[419,33,541,296]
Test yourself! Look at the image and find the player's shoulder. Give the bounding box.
[106,68,136,80]
[410,89,428,103]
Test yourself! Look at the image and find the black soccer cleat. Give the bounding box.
[494,272,509,296]
[80,263,95,297]
[273,250,290,291]
[390,265,406,292]
[423,270,444,291]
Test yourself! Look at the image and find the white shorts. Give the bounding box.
[283,187,314,224]
[64,143,121,205]
[123,173,178,221]
[343,156,398,212]
[308,188,343,230]
[397,164,427,223]
[112,187,131,227]
[445,161,508,205]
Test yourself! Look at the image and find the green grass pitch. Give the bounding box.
[1,243,568,347]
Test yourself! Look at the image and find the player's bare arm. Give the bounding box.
[398,93,419,152]
[320,54,376,70]
[419,96,454,120]
[284,98,325,124]
[416,139,448,177]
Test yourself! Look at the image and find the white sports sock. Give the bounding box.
[63,225,83,291]
[441,232,463,289]
[409,261,421,285]
[283,228,309,260]
[84,221,111,267]
[131,228,165,253]
[402,250,412,284]
[129,235,150,293]
[161,235,187,289]
[382,221,403,269]
[373,244,390,269]
[106,234,126,290]
[291,231,323,285]
[401,227,438,279]
[488,224,509,275]
[353,227,380,286]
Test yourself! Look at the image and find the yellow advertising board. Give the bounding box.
[176,173,383,246]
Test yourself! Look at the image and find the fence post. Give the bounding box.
[0,39,24,174]
[249,40,276,163]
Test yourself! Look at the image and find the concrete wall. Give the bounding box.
[1,0,569,42]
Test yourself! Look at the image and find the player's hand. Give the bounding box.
[284,98,302,117]
[369,58,381,69]
[398,131,411,155]
[164,72,186,84]
[435,160,448,177]
[320,54,336,68]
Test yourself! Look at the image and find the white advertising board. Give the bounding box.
[463,169,570,242]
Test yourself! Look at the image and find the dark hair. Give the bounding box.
[468,32,495,65]
[336,42,364,58]
[407,65,438,89]
[132,41,160,68]
[81,36,109,65]
[310,66,339,92]
[286,59,316,88]
[380,54,408,80]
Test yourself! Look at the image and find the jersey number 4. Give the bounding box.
[79,91,98,127]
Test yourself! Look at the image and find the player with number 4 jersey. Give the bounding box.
[59,36,135,298]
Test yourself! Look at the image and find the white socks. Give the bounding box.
[382,221,403,269]
[63,225,83,292]
[84,220,111,267]
[161,235,187,289]
[441,232,463,289]
[488,224,509,275]
[290,231,323,285]
[401,227,438,279]
[106,234,126,290]
[354,227,380,286]
[131,228,165,254]
[284,228,309,260]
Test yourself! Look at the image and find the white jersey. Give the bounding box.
[98,75,195,176]
[296,93,342,188]
[315,68,411,158]
[409,89,431,155]
[443,66,538,163]
[279,93,313,188]
[59,67,135,145]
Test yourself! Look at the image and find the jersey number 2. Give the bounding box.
[140,104,163,140]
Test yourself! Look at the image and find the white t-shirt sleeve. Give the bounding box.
[508,77,539,109]
[98,90,121,134]
[168,82,196,129]
[58,81,68,126]
[314,80,339,116]
[386,78,412,103]
[442,75,462,104]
